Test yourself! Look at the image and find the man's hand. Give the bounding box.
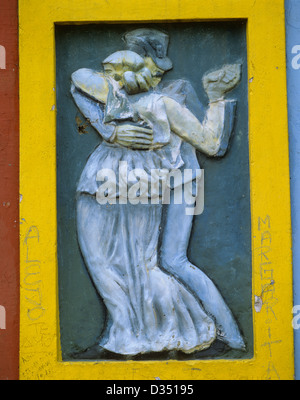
[203,64,241,102]
[113,124,153,150]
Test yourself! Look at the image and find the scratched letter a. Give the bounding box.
[0,305,6,329]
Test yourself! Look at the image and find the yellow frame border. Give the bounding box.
[19,0,294,380]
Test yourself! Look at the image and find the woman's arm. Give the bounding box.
[163,96,236,157]
[71,82,116,142]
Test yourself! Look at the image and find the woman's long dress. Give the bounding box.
[76,91,219,355]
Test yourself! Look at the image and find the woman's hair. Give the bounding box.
[102,50,153,94]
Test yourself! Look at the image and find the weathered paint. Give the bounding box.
[19,0,294,380]
[0,0,19,381]
[285,0,300,381]
[56,21,252,361]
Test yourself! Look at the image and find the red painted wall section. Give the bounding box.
[0,0,19,380]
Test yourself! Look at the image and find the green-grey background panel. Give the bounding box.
[55,21,252,360]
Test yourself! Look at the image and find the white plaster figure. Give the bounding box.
[70,29,245,358]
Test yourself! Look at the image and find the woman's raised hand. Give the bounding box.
[203,64,241,102]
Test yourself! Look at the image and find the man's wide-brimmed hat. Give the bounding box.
[123,28,173,72]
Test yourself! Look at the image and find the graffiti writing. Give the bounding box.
[23,226,45,321]
[256,215,281,380]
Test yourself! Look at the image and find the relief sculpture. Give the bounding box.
[69,28,245,359]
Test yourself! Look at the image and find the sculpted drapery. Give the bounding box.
[70,29,245,358]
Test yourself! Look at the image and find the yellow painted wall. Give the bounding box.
[19,0,294,380]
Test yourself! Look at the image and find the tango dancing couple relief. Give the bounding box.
[70,28,245,360]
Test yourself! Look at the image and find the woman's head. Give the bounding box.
[102,50,163,94]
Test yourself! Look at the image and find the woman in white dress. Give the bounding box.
[71,50,244,357]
